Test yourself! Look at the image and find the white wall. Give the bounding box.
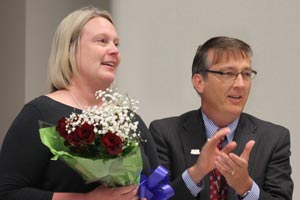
[0,0,26,144]
[111,0,300,198]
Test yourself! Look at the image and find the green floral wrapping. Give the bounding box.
[39,126,143,187]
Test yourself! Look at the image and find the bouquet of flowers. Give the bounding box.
[39,88,143,186]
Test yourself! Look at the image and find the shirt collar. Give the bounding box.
[201,111,239,142]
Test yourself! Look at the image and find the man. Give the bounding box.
[149,36,293,200]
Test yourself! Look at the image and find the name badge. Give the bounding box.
[190,149,200,155]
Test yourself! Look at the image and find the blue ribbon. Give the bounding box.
[139,165,174,200]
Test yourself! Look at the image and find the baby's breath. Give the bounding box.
[64,88,141,149]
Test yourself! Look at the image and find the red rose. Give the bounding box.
[62,122,95,151]
[65,133,76,145]
[56,117,68,138]
[72,122,95,145]
[100,132,122,156]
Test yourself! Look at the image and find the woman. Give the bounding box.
[0,6,158,200]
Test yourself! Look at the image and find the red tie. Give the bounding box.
[209,140,227,200]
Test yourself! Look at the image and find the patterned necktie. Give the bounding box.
[209,139,227,200]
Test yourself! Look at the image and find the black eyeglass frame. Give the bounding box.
[198,69,257,80]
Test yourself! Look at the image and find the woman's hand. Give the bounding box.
[52,184,139,200]
[86,184,139,200]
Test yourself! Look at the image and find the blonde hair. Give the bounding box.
[48,6,114,92]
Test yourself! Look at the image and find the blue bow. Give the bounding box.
[139,165,174,200]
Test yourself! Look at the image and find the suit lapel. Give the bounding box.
[180,109,206,168]
[227,113,258,199]
[179,109,210,199]
[232,113,257,172]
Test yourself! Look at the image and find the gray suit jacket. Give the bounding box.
[149,109,293,200]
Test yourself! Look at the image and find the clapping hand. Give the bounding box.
[188,128,237,183]
[215,140,255,195]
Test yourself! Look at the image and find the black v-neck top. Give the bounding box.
[0,96,158,200]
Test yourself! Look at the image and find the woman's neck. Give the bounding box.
[67,86,103,109]
[67,76,114,108]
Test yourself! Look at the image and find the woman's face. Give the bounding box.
[75,17,121,89]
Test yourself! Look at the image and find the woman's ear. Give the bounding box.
[192,73,205,94]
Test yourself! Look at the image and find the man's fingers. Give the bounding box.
[240,140,255,161]
[209,127,230,145]
[222,141,237,154]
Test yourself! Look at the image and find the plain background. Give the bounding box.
[0,0,299,199]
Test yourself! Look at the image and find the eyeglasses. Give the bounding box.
[199,69,257,81]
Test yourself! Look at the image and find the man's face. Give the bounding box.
[200,53,252,124]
